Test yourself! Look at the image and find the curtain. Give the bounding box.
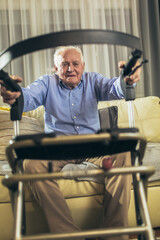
[0,0,159,97]
[138,0,160,97]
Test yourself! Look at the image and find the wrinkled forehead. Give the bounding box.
[57,49,83,65]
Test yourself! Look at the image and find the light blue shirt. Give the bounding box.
[22,72,124,135]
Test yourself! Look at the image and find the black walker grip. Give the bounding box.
[122,49,142,77]
[0,69,24,121]
[121,49,142,101]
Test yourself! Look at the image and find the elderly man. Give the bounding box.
[0,46,141,240]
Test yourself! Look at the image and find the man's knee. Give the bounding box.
[23,160,48,174]
[112,152,131,168]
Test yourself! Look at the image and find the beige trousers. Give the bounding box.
[23,152,132,240]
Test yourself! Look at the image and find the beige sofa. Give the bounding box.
[0,96,160,240]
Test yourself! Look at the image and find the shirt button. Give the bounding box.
[72,103,74,106]
[77,126,79,129]
[74,116,76,119]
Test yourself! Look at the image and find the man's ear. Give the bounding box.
[54,64,58,72]
[82,62,85,71]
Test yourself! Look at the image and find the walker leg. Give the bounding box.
[131,151,155,240]
[13,181,24,240]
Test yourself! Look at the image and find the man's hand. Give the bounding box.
[0,75,22,105]
[118,61,141,84]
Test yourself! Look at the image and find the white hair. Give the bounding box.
[54,46,84,67]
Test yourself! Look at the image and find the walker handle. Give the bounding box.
[0,69,24,121]
[121,49,142,101]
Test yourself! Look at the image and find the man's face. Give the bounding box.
[54,49,85,89]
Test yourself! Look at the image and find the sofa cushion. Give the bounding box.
[98,96,160,142]
[98,106,118,130]
[143,142,160,181]
[24,106,45,128]
[0,109,43,161]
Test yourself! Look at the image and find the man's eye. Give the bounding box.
[73,63,79,66]
[62,63,68,67]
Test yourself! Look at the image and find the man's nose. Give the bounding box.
[68,64,74,72]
